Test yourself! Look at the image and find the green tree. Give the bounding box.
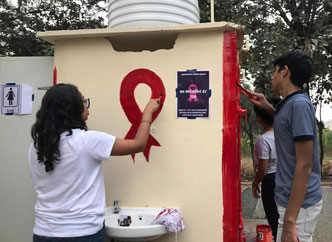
[199,0,332,166]
[252,0,332,167]
[199,0,291,161]
[0,0,107,56]
[239,85,261,161]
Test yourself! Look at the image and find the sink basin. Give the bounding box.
[105,207,167,242]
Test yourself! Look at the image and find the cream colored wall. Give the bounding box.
[54,31,224,242]
[0,57,54,242]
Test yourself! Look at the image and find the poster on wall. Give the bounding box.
[1,83,33,115]
[176,70,210,118]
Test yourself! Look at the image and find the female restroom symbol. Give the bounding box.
[187,84,199,102]
[6,88,15,105]
[120,68,166,162]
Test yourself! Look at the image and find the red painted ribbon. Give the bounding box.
[53,66,57,85]
[120,68,166,162]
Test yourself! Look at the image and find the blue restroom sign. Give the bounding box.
[177,70,210,118]
[2,85,19,113]
[1,83,33,115]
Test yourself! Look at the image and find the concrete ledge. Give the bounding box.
[241,185,332,242]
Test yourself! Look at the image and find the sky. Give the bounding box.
[316,104,332,122]
[9,0,17,5]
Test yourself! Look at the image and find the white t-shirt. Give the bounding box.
[253,131,277,174]
[29,129,116,237]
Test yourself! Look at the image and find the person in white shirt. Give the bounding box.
[29,83,160,242]
[252,98,280,241]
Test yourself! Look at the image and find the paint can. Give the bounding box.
[256,224,273,242]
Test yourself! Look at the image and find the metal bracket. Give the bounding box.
[242,35,250,52]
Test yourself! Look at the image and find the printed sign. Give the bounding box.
[2,85,19,114]
[1,83,33,115]
[177,70,210,118]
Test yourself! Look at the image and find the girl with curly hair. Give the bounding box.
[29,83,160,242]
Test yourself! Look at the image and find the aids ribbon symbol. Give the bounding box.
[188,84,199,102]
[120,68,166,162]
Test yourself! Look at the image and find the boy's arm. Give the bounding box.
[252,158,268,199]
[282,140,313,242]
[248,91,276,116]
[254,158,269,183]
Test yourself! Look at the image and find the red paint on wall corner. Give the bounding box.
[53,66,57,85]
[222,31,243,242]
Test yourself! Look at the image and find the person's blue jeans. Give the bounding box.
[33,224,105,242]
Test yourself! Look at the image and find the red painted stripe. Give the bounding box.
[237,60,244,242]
[222,31,240,242]
[53,66,57,85]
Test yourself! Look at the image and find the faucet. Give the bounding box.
[113,200,121,213]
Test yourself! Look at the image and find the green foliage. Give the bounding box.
[0,0,107,56]
[241,135,257,157]
[323,129,332,157]
[239,84,261,159]
[199,0,332,105]
[199,0,332,165]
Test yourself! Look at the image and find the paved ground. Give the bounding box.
[242,185,332,242]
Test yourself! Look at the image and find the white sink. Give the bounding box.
[105,207,167,242]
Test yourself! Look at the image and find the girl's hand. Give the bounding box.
[252,182,261,199]
[144,97,161,113]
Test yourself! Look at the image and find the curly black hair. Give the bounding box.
[31,84,87,172]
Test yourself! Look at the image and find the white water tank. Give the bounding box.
[107,0,200,28]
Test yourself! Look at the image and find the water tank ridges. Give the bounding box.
[107,0,200,28]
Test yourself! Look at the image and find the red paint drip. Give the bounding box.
[53,66,57,85]
[222,31,243,242]
[119,68,166,162]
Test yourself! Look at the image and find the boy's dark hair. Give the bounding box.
[254,97,281,126]
[273,51,313,88]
